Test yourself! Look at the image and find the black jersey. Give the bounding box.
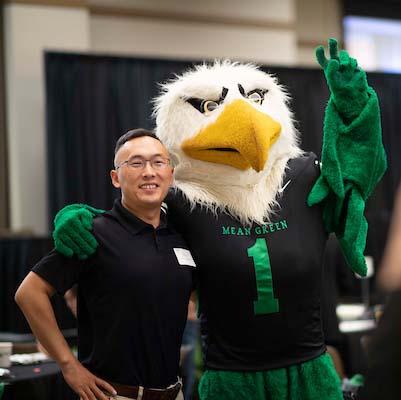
[166,152,328,371]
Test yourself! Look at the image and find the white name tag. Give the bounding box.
[173,248,196,268]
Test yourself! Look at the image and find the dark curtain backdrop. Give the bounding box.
[45,52,401,272]
[0,238,76,332]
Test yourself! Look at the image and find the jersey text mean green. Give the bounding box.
[247,238,279,315]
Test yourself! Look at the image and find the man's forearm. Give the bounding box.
[15,272,117,399]
[15,272,76,367]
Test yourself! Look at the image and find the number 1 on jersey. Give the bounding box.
[247,238,279,315]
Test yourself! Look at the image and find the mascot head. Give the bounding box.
[154,61,302,224]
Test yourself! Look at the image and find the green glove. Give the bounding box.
[316,38,369,123]
[308,38,387,276]
[53,203,105,259]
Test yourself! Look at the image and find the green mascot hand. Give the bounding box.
[308,38,387,277]
[316,38,369,122]
[53,204,105,259]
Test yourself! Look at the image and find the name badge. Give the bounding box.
[173,248,196,268]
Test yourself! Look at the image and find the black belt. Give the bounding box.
[109,381,181,400]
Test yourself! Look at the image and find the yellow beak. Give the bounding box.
[181,99,281,171]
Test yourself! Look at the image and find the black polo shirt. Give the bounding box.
[166,152,328,371]
[32,199,194,388]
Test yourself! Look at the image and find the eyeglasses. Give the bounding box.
[116,156,171,170]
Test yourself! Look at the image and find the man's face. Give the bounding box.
[111,136,173,211]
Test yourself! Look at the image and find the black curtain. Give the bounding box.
[45,53,191,222]
[45,53,401,274]
[0,238,76,332]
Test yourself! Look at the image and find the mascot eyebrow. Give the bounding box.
[186,84,269,114]
[185,87,229,114]
[238,84,269,104]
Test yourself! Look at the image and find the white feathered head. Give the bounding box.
[154,61,302,224]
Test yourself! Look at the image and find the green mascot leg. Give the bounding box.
[198,353,342,400]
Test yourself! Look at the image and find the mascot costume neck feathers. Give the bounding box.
[53,39,387,400]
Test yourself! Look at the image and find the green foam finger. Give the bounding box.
[72,229,96,253]
[54,203,81,227]
[60,235,82,257]
[339,50,350,65]
[80,241,96,256]
[80,228,98,250]
[69,231,92,256]
[316,45,328,69]
[69,228,88,250]
[84,205,105,215]
[70,216,90,237]
[54,237,74,258]
[80,210,95,231]
[69,219,97,255]
[78,230,98,254]
[326,59,340,80]
[329,38,339,60]
[349,57,358,71]
[55,213,95,258]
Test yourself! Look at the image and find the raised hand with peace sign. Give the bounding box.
[316,38,369,122]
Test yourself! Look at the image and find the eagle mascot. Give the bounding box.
[52,39,386,399]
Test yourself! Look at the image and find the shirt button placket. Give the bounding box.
[153,230,159,249]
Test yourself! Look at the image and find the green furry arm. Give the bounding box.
[53,203,105,259]
[308,39,387,276]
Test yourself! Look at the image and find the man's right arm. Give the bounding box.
[15,272,116,400]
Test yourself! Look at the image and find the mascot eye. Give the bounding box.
[202,100,219,115]
[185,97,220,115]
[247,89,268,105]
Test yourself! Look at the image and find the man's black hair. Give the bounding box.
[114,128,161,156]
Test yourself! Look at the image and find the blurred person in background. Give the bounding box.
[378,186,401,291]
[180,292,199,400]
[359,185,401,399]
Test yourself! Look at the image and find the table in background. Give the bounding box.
[1,362,76,400]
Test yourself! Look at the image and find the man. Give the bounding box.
[15,129,194,400]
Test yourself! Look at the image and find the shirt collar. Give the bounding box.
[108,198,168,236]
